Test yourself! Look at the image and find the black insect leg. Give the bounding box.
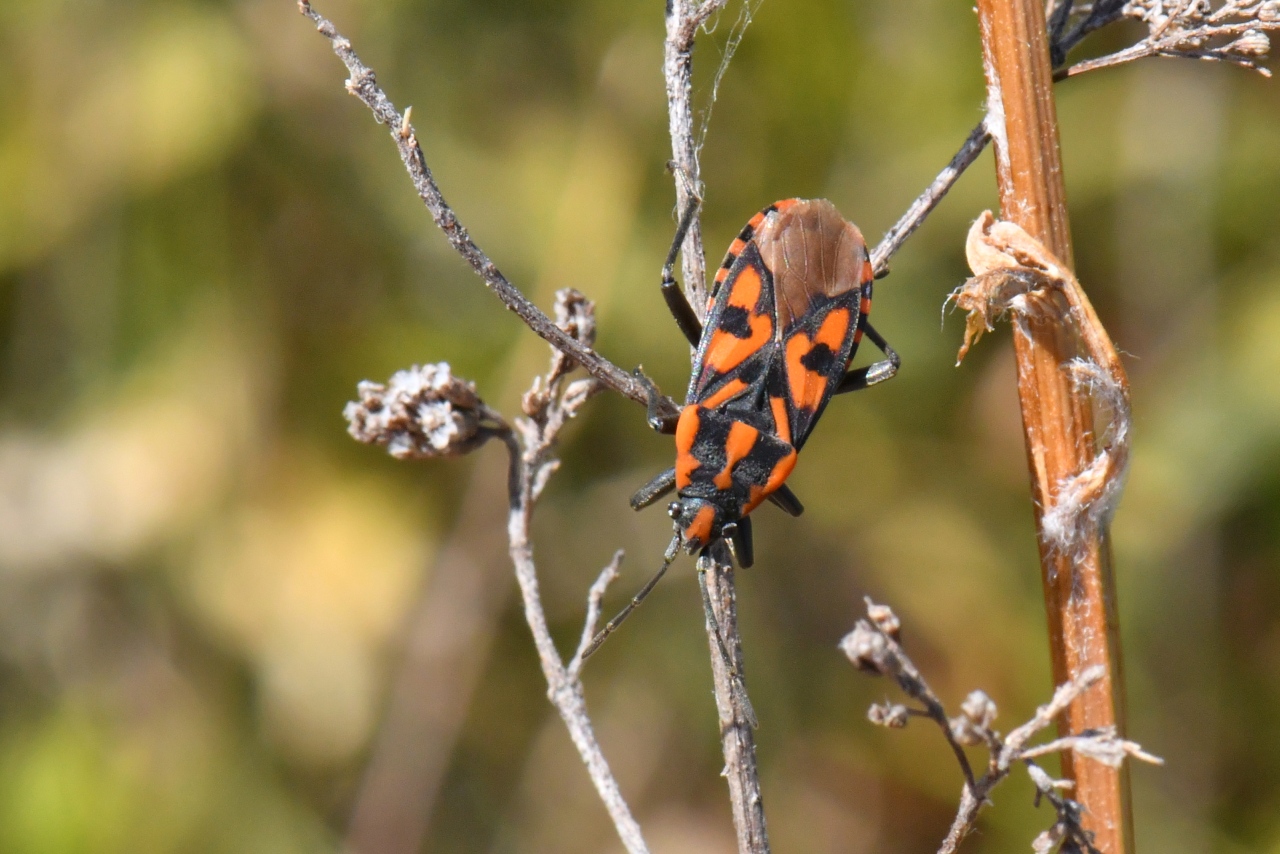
[767,485,805,517]
[633,367,680,434]
[631,467,676,510]
[661,196,705,347]
[724,516,754,569]
[836,320,900,394]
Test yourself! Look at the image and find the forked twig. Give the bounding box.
[296,1,679,425]
[345,292,647,853]
[843,599,1161,854]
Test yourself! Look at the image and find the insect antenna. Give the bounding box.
[581,533,682,660]
[697,564,759,729]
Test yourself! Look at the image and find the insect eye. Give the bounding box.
[667,501,683,520]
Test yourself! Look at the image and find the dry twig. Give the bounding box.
[872,0,1280,276]
[1056,0,1280,78]
[842,600,1162,854]
[346,290,647,853]
[297,0,680,425]
[663,4,769,851]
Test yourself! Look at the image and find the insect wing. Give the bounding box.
[755,200,872,449]
[687,242,777,405]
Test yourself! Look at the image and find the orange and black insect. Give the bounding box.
[634,197,899,564]
[582,198,898,660]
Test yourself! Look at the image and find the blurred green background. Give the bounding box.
[2,0,1279,851]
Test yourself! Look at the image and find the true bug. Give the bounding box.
[583,198,899,660]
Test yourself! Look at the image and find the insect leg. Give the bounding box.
[631,467,676,510]
[633,367,680,434]
[725,516,755,569]
[835,320,900,394]
[661,196,705,347]
[767,485,805,517]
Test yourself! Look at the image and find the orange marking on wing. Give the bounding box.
[705,321,771,374]
[713,422,759,490]
[704,264,771,374]
[714,267,730,285]
[785,308,852,411]
[747,211,767,230]
[701,378,748,409]
[675,407,701,489]
[862,259,875,284]
[853,328,864,344]
[726,238,747,257]
[769,396,791,446]
[816,307,851,350]
[744,449,798,514]
[684,504,716,546]
[772,198,800,213]
[726,264,763,308]
[860,296,872,315]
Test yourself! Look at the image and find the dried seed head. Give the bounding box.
[1261,1,1280,23]
[1231,28,1271,57]
[864,598,902,638]
[960,689,999,729]
[345,363,493,458]
[868,702,911,728]
[839,621,892,675]
[554,288,596,347]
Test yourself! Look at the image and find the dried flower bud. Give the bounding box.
[1231,28,1271,57]
[949,716,983,746]
[960,689,998,729]
[1261,1,1280,23]
[345,363,494,458]
[840,621,892,675]
[868,702,910,728]
[864,598,901,638]
[949,689,998,745]
[554,288,596,346]
[1031,825,1066,854]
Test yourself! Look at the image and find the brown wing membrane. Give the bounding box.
[755,199,869,334]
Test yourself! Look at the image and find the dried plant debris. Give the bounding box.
[345,363,503,459]
[1054,0,1280,76]
[951,213,1132,559]
[844,599,1162,854]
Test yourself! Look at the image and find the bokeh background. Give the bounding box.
[2,0,1279,851]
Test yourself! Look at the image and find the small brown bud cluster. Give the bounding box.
[345,363,492,458]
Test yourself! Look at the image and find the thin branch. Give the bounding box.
[843,600,1161,854]
[1054,0,1279,77]
[663,3,770,851]
[297,1,679,424]
[870,122,992,276]
[345,291,648,853]
[700,550,770,854]
[665,0,728,314]
[568,551,625,679]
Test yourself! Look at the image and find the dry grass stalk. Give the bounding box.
[973,1,1132,849]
